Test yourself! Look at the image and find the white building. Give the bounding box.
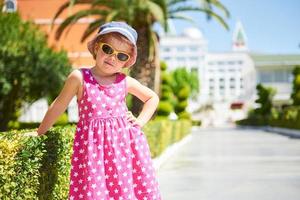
[159,21,256,112]
[204,52,256,104]
[204,21,256,104]
[159,27,207,71]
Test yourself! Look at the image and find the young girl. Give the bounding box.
[27,21,162,200]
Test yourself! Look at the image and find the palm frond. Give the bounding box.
[80,18,105,42]
[208,0,230,18]
[169,5,207,14]
[92,0,123,9]
[199,0,230,18]
[51,0,92,30]
[55,9,109,40]
[167,0,187,7]
[168,13,196,25]
[199,7,229,30]
[104,10,120,22]
[145,1,165,26]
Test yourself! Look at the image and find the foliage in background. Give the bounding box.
[236,83,276,126]
[156,61,175,118]
[236,82,300,131]
[268,106,300,130]
[0,13,71,131]
[189,68,200,100]
[254,84,276,116]
[291,66,300,106]
[171,67,199,119]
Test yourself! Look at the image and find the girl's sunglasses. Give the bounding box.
[98,42,131,62]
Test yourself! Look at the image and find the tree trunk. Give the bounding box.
[130,26,160,116]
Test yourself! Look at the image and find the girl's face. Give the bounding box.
[94,36,132,75]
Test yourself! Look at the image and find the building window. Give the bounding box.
[219,68,225,73]
[237,60,244,65]
[190,57,198,61]
[163,47,171,52]
[163,57,171,61]
[259,71,291,83]
[288,73,293,83]
[259,72,272,83]
[176,57,185,62]
[230,78,235,88]
[228,61,235,65]
[3,0,17,12]
[191,67,198,73]
[274,70,289,82]
[190,46,199,51]
[176,46,186,52]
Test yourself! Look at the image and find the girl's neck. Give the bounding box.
[91,66,114,78]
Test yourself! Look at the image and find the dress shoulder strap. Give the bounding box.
[80,68,93,84]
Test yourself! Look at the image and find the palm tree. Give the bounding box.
[52,0,229,115]
[0,0,4,9]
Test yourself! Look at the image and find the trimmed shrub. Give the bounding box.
[0,119,192,199]
[157,101,173,116]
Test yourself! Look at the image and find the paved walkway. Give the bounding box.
[157,127,300,200]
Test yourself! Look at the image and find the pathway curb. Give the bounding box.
[153,130,194,171]
[238,125,300,138]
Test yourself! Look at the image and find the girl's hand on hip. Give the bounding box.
[126,111,142,127]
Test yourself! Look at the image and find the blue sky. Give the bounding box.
[171,0,300,54]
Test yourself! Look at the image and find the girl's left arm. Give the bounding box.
[126,76,159,127]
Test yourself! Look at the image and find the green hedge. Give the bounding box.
[0,128,47,199]
[237,106,300,131]
[0,119,192,199]
[269,106,300,130]
[236,115,269,126]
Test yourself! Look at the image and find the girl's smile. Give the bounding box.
[104,61,114,67]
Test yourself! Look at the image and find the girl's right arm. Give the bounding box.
[35,69,82,136]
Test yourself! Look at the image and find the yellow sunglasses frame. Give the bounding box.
[97,42,131,62]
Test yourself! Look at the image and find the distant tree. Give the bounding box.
[171,67,199,119]
[291,66,300,106]
[0,13,71,131]
[254,84,276,116]
[156,61,175,118]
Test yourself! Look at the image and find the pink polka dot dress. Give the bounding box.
[68,68,162,200]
